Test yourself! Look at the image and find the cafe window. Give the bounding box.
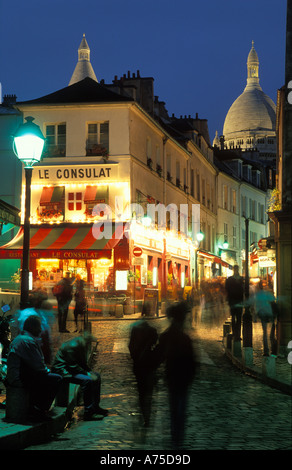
[86,122,109,156]
[38,186,65,222]
[84,185,109,218]
[68,192,82,211]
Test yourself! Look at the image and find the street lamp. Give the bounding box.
[13,116,45,309]
[195,230,204,285]
[196,231,204,243]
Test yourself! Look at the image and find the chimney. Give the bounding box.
[2,94,17,106]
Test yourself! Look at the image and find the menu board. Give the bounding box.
[143,289,159,317]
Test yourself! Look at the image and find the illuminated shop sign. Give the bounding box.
[32,164,118,182]
[0,249,112,260]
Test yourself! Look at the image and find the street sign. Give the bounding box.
[133,246,143,257]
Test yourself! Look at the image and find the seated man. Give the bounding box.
[51,332,108,420]
[6,315,62,421]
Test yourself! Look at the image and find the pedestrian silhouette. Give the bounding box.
[225,265,244,340]
[53,272,73,333]
[155,301,197,447]
[252,281,277,356]
[73,274,87,332]
[128,302,158,427]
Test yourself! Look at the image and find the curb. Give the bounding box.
[224,347,292,396]
[0,383,78,450]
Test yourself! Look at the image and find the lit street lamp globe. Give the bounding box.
[13,116,45,167]
[13,116,45,309]
[196,231,204,243]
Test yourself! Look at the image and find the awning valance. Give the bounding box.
[197,250,230,268]
[84,186,108,204]
[0,223,126,259]
[0,199,20,226]
[40,186,64,206]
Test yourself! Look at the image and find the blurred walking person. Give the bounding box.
[73,274,87,332]
[53,272,73,333]
[225,265,244,340]
[253,281,277,356]
[155,301,197,448]
[129,302,158,427]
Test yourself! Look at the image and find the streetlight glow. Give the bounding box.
[13,116,45,167]
[13,116,45,309]
[196,231,204,242]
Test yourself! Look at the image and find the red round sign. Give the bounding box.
[133,247,143,257]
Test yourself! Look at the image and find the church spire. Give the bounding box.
[246,40,260,88]
[69,34,98,86]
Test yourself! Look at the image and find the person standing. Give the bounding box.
[128,302,158,427]
[225,265,244,341]
[253,281,277,356]
[53,272,73,333]
[73,274,86,333]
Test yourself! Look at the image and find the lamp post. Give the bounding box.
[195,231,204,286]
[13,116,45,309]
[242,217,252,348]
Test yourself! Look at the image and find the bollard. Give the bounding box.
[232,339,242,357]
[242,347,253,366]
[242,306,253,348]
[262,355,276,378]
[223,322,231,337]
[115,304,124,318]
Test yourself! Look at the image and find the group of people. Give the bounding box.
[129,301,196,448]
[53,272,87,333]
[5,306,108,422]
[225,265,278,356]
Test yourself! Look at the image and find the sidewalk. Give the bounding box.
[223,319,292,396]
[0,307,291,450]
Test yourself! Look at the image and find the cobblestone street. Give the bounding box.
[24,305,292,451]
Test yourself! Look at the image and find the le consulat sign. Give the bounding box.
[32,163,118,183]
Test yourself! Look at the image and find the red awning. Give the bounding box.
[40,186,64,206]
[84,186,108,204]
[197,250,229,268]
[0,223,126,259]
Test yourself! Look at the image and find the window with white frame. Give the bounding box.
[146,137,152,163]
[231,189,236,213]
[86,122,109,156]
[223,185,228,210]
[233,226,237,248]
[68,192,82,211]
[44,123,66,157]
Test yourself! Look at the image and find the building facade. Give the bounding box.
[0,35,274,309]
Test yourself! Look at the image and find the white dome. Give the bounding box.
[223,86,276,138]
[223,42,276,141]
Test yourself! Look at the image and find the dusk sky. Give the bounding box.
[0,0,288,143]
